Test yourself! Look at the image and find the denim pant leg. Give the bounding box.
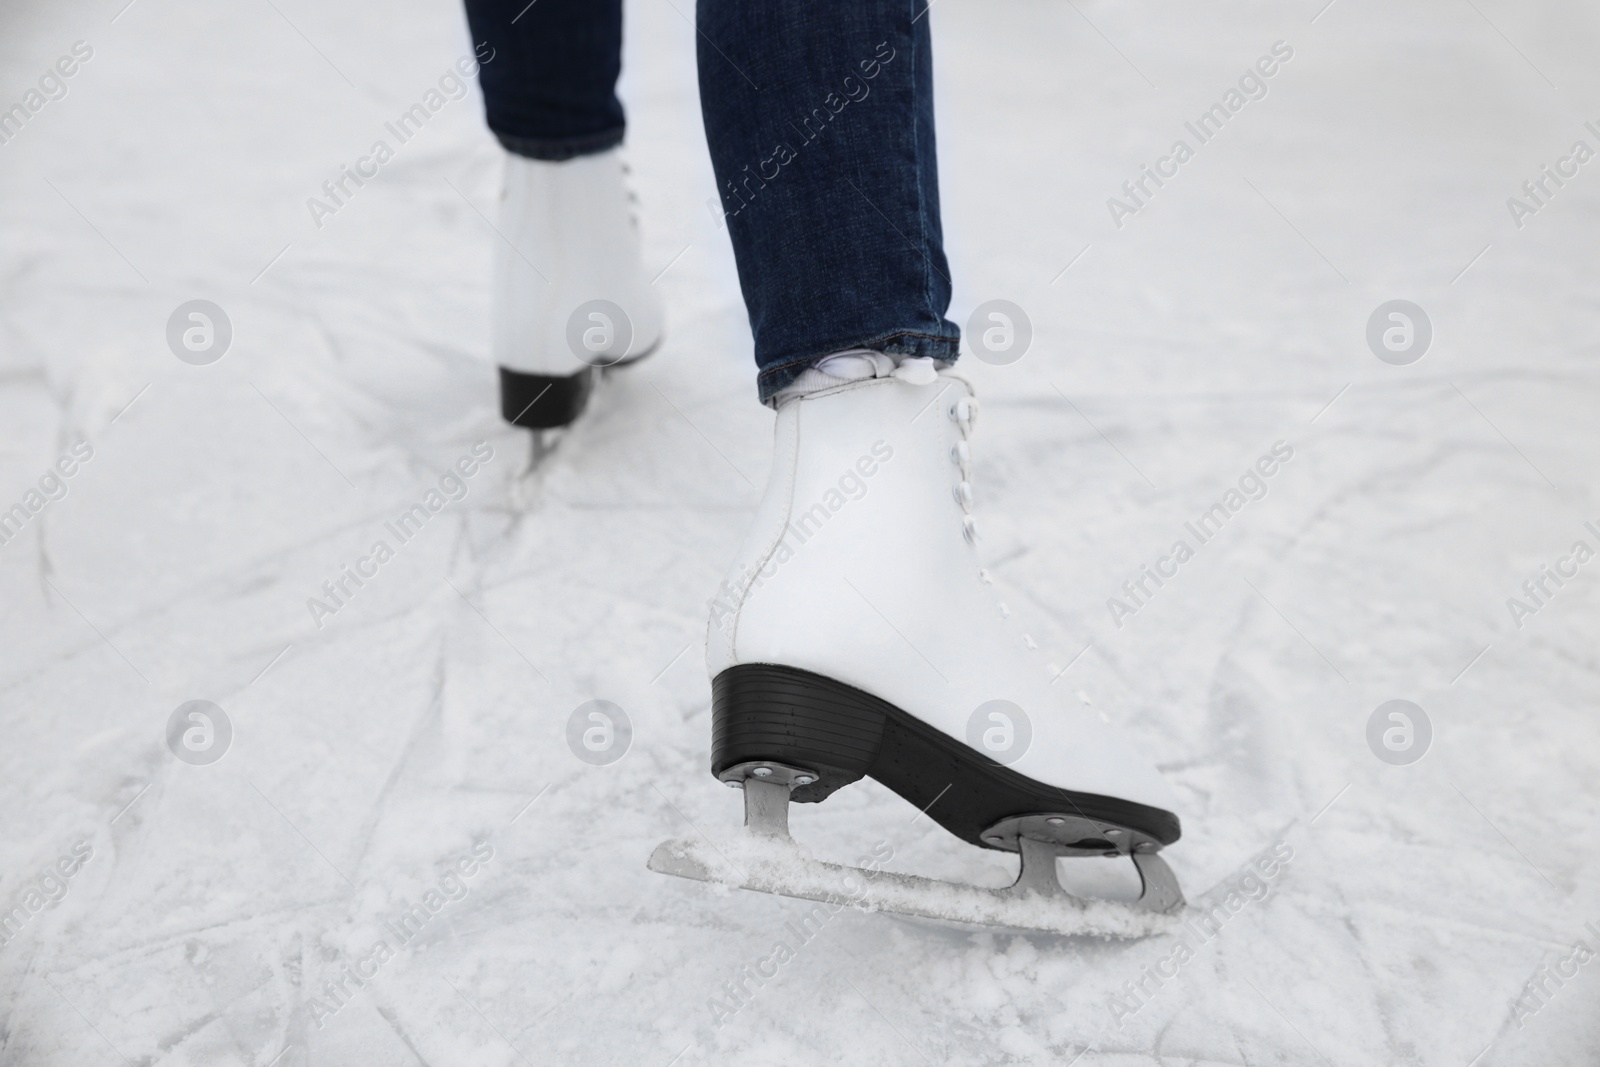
[697,0,961,402]
[463,0,625,161]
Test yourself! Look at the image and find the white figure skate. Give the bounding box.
[493,147,664,444]
[649,364,1185,937]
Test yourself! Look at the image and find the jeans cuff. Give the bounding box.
[757,329,963,405]
[495,127,625,162]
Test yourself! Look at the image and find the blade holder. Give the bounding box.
[981,813,1185,914]
[718,761,819,839]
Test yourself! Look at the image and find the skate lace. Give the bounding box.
[948,393,979,543]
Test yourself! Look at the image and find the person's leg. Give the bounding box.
[464,0,625,161]
[464,0,663,432]
[687,2,1186,913]
[696,0,961,403]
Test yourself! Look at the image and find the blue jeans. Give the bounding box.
[463,0,961,402]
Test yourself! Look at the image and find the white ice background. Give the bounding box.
[1,0,1598,1063]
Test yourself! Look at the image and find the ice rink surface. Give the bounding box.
[2,0,1599,1063]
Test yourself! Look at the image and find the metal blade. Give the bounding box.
[647,832,1180,939]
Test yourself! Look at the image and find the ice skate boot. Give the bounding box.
[492,147,664,449]
[649,357,1185,935]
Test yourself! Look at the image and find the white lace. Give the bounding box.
[948,392,979,543]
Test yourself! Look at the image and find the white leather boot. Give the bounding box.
[702,364,1183,896]
[493,147,664,429]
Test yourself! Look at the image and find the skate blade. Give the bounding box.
[528,427,565,468]
[647,834,1179,939]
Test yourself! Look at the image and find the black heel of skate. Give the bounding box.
[499,366,595,429]
[710,663,1181,849]
[498,333,663,431]
[710,663,885,804]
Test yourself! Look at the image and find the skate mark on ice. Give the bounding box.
[1241,975,1334,1066]
[1449,382,1558,490]
[42,576,151,685]
[1049,381,1157,489]
[1240,576,1347,683]
[376,1002,439,1066]
[42,974,136,1066]
[445,578,549,681]
[1450,783,1560,890]
[249,781,357,888]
